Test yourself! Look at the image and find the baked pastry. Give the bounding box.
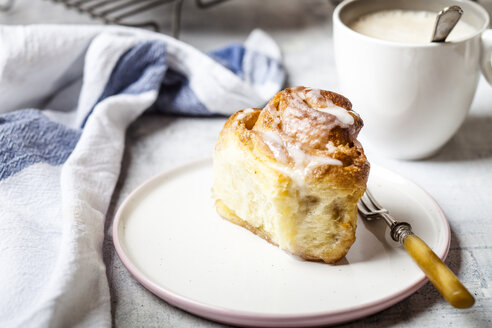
[212,87,369,263]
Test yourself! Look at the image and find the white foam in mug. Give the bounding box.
[349,9,476,43]
[333,0,492,159]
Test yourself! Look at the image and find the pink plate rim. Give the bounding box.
[112,158,450,327]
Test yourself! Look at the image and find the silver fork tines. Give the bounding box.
[357,190,475,308]
[357,189,413,244]
[358,194,388,218]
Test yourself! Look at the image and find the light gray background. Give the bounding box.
[1,1,491,327]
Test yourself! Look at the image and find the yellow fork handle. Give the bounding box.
[403,234,475,308]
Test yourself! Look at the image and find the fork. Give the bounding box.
[358,189,475,308]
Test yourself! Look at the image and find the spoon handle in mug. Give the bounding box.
[431,6,463,42]
[403,234,475,308]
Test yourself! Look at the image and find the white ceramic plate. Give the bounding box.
[113,159,450,327]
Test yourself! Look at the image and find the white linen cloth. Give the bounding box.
[0,25,285,327]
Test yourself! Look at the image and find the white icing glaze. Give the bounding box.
[261,130,342,177]
[315,105,354,125]
[306,154,343,167]
[286,143,342,171]
[235,108,256,121]
[325,141,337,153]
[268,149,342,193]
[261,130,289,163]
[305,87,323,100]
[257,87,357,188]
[304,88,355,126]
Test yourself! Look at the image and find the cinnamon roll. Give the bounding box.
[213,87,369,263]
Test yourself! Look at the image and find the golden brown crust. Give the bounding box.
[255,87,362,148]
[217,87,370,191]
[213,87,370,264]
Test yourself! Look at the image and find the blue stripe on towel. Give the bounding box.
[152,69,210,116]
[83,40,215,121]
[153,45,281,116]
[99,41,168,96]
[208,44,245,77]
[209,44,285,86]
[81,40,168,127]
[0,109,81,181]
[82,39,284,121]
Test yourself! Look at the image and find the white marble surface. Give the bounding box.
[2,0,492,327]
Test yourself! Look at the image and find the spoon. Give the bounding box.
[431,6,464,42]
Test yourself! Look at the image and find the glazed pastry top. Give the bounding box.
[254,87,363,168]
[217,86,369,186]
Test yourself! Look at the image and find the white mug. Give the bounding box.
[333,0,492,159]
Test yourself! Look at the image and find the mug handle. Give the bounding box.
[482,29,492,85]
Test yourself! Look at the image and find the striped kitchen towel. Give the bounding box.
[0,25,285,328]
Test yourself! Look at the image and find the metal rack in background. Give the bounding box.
[0,0,231,38]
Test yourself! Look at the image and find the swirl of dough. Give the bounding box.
[217,86,369,190]
[213,87,369,263]
[252,87,366,177]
